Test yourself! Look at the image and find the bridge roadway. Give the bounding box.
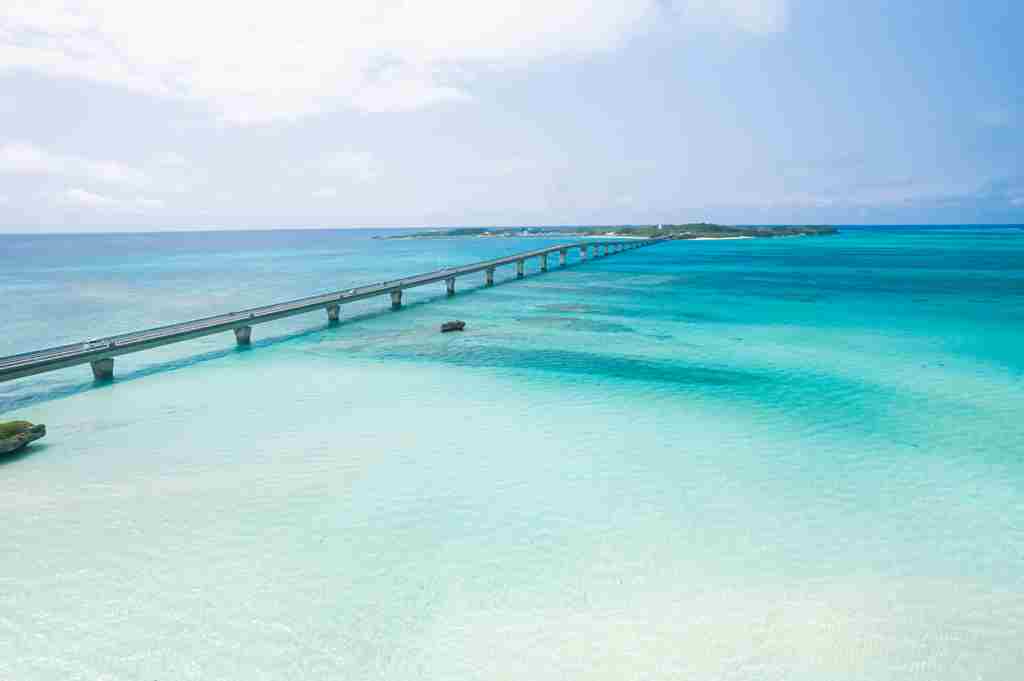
[0,237,663,383]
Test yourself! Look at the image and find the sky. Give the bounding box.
[0,0,1021,232]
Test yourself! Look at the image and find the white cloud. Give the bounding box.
[311,187,338,199]
[0,1,787,123]
[662,0,787,34]
[321,151,378,183]
[153,152,190,169]
[0,141,149,187]
[57,187,164,212]
[715,0,788,34]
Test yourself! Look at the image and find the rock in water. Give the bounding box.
[441,320,466,333]
[0,421,46,455]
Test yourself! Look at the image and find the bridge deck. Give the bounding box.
[0,238,661,382]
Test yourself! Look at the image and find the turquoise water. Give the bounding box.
[2,227,1023,679]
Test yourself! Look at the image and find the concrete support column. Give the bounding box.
[234,325,252,346]
[326,304,340,323]
[516,259,524,279]
[559,250,567,266]
[580,245,588,260]
[540,254,548,271]
[390,289,403,309]
[485,267,495,287]
[446,277,456,296]
[90,358,114,381]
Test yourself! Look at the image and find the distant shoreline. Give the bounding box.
[377,223,838,241]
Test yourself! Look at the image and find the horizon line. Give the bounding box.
[2,223,1023,237]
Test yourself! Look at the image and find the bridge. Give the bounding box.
[0,238,663,383]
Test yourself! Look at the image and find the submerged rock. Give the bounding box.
[441,320,466,333]
[0,421,46,455]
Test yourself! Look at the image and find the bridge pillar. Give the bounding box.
[516,260,524,279]
[540,254,548,271]
[559,250,567,266]
[485,267,495,287]
[234,325,252,346]
[446,277,456,296]
[390,290,403,309]
[90,358,114,381]
[326,304,340,323]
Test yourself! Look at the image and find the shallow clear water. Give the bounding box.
[2,227,1023,679]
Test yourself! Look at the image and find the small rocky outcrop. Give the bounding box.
[0,421,46,455]
[441,320,466,333]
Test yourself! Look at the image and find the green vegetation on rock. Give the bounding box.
[0,420,34,438]
[0,420,46,455]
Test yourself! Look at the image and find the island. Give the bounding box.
[376,223,838,240]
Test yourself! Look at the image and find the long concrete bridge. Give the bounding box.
[0,238,663,383]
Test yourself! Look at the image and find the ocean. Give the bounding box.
[2,226,1023,679]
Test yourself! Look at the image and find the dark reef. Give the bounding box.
[441,320,466,333]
